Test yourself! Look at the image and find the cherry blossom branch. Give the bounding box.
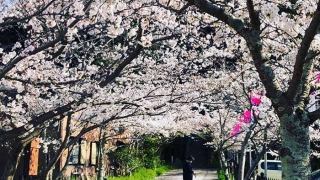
[0,29,68,79]
[4,76,83,86]
[99,20,144,88]
[306,51,320,62]
[92,101,141,107]
[0,0,95,79]
[287,1,320,103]
[186,0,282,104]
[309,109,320,125]
[50,39,68,59]
[98,45,143,87]
[186,0,247,34]
[0,0,55,27]
[0,94,88,140]
[152,34,180,43]
[99,32,179,87]
[244,35,283,105]
[39,113,72,178]
[246,0,260,31]
[156,0,191,14]
[295,59,314,107]
[20,128,43,146]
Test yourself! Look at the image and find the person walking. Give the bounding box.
[183,155,196,180]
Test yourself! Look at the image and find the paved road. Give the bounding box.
[155,169,218,180]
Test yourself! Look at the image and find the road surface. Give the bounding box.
[155,169,218,180]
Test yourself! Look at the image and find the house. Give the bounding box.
[0,117,132,180]
[54,118,132,179]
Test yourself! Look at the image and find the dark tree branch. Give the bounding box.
[186,0,247,34]
[40,113,72,179]
[98,29,178,88]
[295,59,314,107]
[306,51,320,62]
[4,76,82,86]
[98,19,144,88]
[0,29,68,79]
[156,0,191,14]
[287,1,320,103]
[246,0,260,31]
[50,39,68,59]
[0,98,84,139]
[187,0,281,104]
[20,128,43,146]
[310,109,320,125]
[0,0,55,27]
[244,145,266,180]
[152,34,179,43]
[0,0,95,79]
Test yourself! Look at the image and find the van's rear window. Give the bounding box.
[261,162,282,170]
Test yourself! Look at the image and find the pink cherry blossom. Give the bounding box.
[243,110,252,123]
[238,118,245,123]
[250,91,262,106]
[316,74,320,83]
[230,124,241,138]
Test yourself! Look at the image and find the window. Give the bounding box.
[90,142,99,165]
[68,138,87,165]
[261,162,281,170]
[68,140,80,164]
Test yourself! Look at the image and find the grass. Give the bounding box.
[218,169,235,180]
[108,166,172,180]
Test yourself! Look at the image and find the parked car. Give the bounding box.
[256,160,282,180]
[312,169,320,180]
[256,161,320,180]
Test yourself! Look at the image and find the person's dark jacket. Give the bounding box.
[183,161,194,180]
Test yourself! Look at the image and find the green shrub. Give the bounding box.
[217,169,235,180]
[155,166,172,176]
[218,169,226,180]
[108,135,166,175]
[108,166,172,180]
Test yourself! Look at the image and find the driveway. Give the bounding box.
[155,169,218,180]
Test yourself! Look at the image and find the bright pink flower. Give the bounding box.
[243,110,251,123]
[230,124,241,138]
[316,74,320,83]
[250,92,262,106]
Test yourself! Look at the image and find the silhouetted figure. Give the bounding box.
[183,156,195,180]
[257,172,265,180]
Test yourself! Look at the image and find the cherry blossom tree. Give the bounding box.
[2,0,320,180]
[185,70,280,180]
[153,0,320,179]
[0,0,184,178]
[0,0,186,143]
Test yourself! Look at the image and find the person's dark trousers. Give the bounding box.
[183,161,194,180]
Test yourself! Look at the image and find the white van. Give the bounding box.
[256,160,282,180]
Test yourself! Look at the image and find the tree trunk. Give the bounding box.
[244,146,266,180]
[38,115,72,180]
[2,145,24,180]
[237,147,247,180]
[218,150,229,180]
[279,110,311,179]
[237,120,255,180]
[97,132,106,180]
